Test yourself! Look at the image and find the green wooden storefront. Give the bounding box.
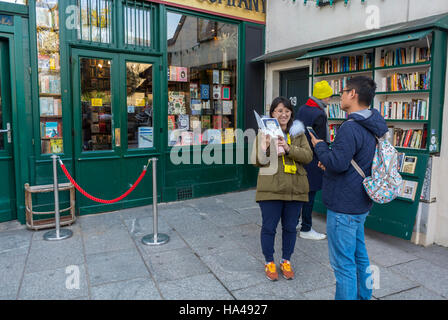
[0,0,264,225]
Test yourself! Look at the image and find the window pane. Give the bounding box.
[124,1,151,47]
[80,58,112,151]
[126,62,153,149]
[167,12,238,146]
[77,0,112,43]
[36,0,63,154]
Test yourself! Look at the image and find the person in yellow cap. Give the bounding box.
[294,80,333,240]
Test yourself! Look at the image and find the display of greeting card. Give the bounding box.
[200,84,210,100]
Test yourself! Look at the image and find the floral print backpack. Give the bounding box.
[351,134,403,204]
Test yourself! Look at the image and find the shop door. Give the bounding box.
[0,39,16,222]
[71,49,161,214]
[280,68,309,114]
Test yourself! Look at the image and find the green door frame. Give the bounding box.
[0,36,15,222]
[71,47,162,214]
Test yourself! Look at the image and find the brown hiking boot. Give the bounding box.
[265,262,279,281]
[280,260,294,280]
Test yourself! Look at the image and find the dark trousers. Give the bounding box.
[259,200,303,263]
[298,191,316,232]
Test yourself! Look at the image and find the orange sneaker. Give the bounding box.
[265,262,279,281]
[279,260,294,280]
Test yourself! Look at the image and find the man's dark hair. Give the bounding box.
[346,76,377,107]
[269,96,294,132]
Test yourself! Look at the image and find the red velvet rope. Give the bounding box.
[59,160,147,204]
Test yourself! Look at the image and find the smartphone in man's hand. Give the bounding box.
[306,126,318,138]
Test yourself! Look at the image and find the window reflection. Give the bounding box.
[126,62,153,149]
[167,12,238,146]
[80,58,112,151]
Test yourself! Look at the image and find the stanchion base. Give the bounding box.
[43,229,73,241]
[142,233,169,246]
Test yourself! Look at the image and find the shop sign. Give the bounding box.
[149,0,266,24]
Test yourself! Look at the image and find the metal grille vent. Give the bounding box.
[177,187,193,201]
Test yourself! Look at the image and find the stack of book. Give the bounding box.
[380,71,430,91]
[376,99,428,120]
[315,54,372,74]
[379,47,431,67]
[392,128,427,149]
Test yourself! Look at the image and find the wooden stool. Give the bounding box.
[24,182,76,230]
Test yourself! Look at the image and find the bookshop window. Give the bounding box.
[126,62,153,149]
[77,0,112,43]
[36,0,63,154]
[167,12,238,146]
[124,0,151,47]
[80,58,112,151]
[0,0,27,4]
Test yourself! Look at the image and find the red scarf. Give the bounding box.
[305,98,320,108]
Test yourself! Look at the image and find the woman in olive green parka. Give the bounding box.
[251,97,313,281]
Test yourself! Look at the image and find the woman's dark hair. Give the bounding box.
[346,76,377,107]
[269,96,294,132]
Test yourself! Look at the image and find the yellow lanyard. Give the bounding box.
[282,134,297,174]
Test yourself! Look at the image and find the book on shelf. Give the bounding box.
[201,115,211,129]
[168,91,186,115]
[213,115,223,129]
[190,115,201,130]
[39,74,61,94]
[222,100,233,115]
[327,103,347,119]
[190,99,202,115]
[190,83,199,99]
[393,128,426,149]
[380,71,430,92]
[42,121,61,138]
[315,54,372,74]
[177,114,189,130]
[220,70,231,84]
[379,46,431,67]
[376,99,428,120]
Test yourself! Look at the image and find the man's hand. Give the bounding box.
[309,131,324,147]
[318,161,326,171]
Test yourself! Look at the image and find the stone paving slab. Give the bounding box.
[90,277,163,300]
[1,190,448,300]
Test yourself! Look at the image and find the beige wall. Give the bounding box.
[264,0,448,246]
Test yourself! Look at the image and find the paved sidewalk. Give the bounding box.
[1,189,448,300]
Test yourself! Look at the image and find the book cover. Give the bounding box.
[200,84,210,100]
[181,131,193,146]
[212,85,221,100]
[45,121,60,138]
[403,129,413,147]
[223,128,234,144]
[221,70,231,85]
[214,100,223,115]
[53,98,62,116]
[213,69,220,84]
[222,86,231,100]
[402,155,417,174]
[168,91,186,115]
[190,115,201,130]
[400,179,418,201]
[40,97,53,116]
[202,129,222,144]
[190,83,199,99]
[50,138,63,153]
[168,115,176,130]
[177,114,189,130]
[191,99,202,115]
[201,115,211,129]
[213,115,222,129]
[222,100,233,115]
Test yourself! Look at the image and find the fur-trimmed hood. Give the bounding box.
[289,120,306,137]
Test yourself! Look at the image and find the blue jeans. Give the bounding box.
[326,209,372,300]
[298,191,316,232]
[259,200,303,263]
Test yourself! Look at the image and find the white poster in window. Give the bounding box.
[138,127,153,148]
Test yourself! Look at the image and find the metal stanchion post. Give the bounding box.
[142,157,169,246]
[43,155,73,241]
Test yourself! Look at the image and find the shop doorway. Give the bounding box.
[0,38,16,222]
[71,49,162,214]
[280,68,309,114]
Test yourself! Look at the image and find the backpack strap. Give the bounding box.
[351,159,366,179]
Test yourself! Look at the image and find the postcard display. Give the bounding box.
[36,0,63,154]
[167,67,235,146]
[308,32,443,239]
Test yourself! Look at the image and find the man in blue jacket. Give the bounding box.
[309,76,388,300]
